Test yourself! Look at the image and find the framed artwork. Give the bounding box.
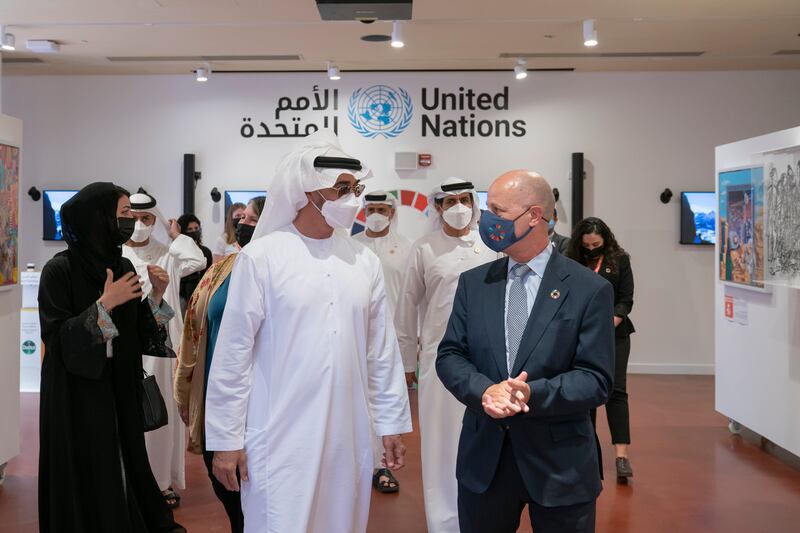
[718,166,765,290]
[763,145,800,288]
[0,143,20,288]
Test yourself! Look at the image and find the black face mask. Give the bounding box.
[583,246,604,260]
[236,222,256,247]
[117,217,136,245]
[185,230,202,244]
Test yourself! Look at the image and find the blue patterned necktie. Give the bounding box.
[506,263,531,374]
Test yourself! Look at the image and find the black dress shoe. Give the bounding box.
[616,457,633,479]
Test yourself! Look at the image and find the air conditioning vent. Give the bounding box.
[106,54,301,62]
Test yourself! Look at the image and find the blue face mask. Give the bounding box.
[479,206,543,252]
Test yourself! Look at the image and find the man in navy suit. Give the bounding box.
[436,170,615,533]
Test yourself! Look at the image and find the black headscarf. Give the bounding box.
[61,182,127,289]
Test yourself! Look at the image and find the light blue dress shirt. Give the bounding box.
[504,243,554,366]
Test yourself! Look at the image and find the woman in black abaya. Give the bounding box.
[38,182,185,532]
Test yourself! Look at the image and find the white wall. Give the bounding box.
[4,70,800,374]
[715,126,800,458]
[0,112,22,466]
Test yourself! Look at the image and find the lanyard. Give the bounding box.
[593,256,604,274]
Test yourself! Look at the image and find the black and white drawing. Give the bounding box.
[765,146,800,286]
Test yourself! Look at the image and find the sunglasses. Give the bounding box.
[331,181,366,198]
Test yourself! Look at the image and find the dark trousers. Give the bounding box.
[202,449,244,533]
[457,437,596,533]
[591,334,632,445]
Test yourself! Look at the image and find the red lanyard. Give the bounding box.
[593,257,604,274]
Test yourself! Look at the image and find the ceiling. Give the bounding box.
[1,0,799,75]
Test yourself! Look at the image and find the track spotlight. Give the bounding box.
[1,26,15,51]
[514,59,528,80]
[195,67,209,82]
[327,61,341,81]
[391,21,404,48]
[583,19,598,47]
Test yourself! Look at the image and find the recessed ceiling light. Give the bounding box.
[544,34,554,39]
[391,21,404,48]
[26,40,60,53]
[583,19,598,47]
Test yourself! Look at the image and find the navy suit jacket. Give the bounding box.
[436,250,615,507]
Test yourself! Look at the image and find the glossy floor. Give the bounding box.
[2,375,799,532]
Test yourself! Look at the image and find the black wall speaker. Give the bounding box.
[571,152,584,227]
[183,154,196,214]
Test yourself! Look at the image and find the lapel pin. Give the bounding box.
[605,267,611,273]
[550,289,561,300]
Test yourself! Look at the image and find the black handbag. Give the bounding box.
[141,370,169,432]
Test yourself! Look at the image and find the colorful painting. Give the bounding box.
[718,167,765,289]
[0,144,20,287]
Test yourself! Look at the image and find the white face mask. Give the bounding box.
[442,202,473,230]
[129,220,154,243]
[315,192,361,230]
[365,213,391,233]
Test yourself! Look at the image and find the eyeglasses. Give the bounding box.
[331,181,365,198]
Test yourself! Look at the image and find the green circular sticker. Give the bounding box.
[21,340,36,355]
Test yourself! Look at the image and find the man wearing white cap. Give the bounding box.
[204,131,412,533]
[122,191,207,507]
[353,190,413,493]
[395,178,499,533]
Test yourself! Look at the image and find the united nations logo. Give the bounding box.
[348,85,413,139]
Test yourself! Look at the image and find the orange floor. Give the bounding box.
[2,375,800,533]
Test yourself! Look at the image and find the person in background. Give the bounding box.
[122,192,207,508]
[566,216,636,481]
[395,177,499,533]
[177,214,214,315]
[353,190,413,494]
[212,202,246,263]
[175,196,266,533]
[38,182,185,532]
[549,207,570,254]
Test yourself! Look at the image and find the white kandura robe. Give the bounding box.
[122,234,207,491]
[205,224,412,533]
[353,229,413,468]
[396,229,498,533]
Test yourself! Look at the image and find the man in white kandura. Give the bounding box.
[122,191,207,507]
[205,131,412,533]
[353,190,413,494]
[396,178,499,533]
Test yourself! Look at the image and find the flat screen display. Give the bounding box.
[680,191,716,245]
[43,189,79,241]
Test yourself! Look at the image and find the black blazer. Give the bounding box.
[595,253,635,338]
[436,251,615,507]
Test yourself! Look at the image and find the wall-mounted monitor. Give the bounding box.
[680,191,716,245]
[476,191,488,211]
[43,189,79,241]
[224,190,267,215]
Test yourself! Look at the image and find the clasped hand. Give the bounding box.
[482,371,531,419]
